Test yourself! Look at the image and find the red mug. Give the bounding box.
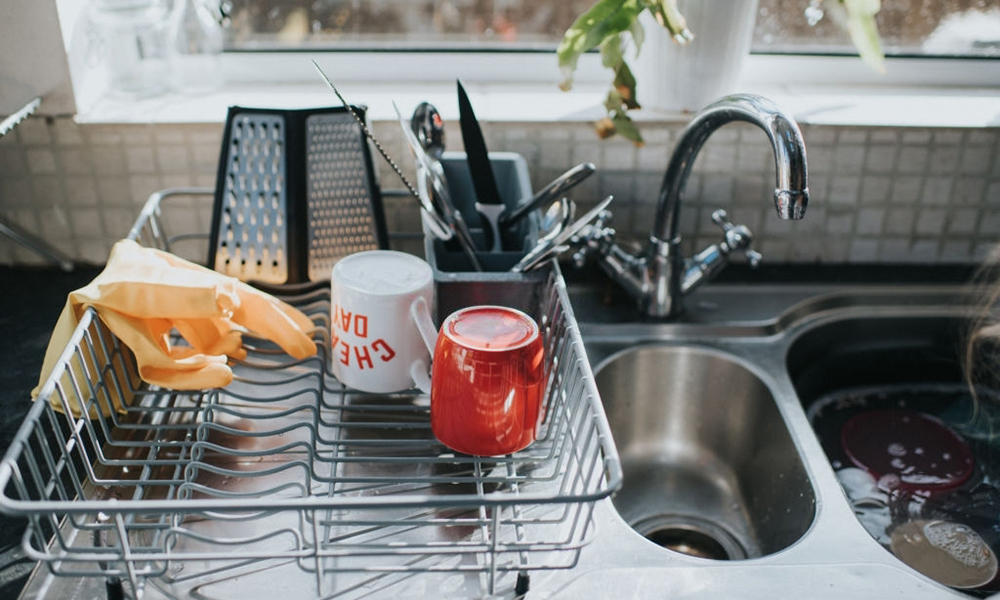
[429,306,546,456]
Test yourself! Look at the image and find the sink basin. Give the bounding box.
[787,315,968,404]
[593,344,816,560]
[787,314,1000,594]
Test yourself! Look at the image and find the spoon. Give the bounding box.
[512,195,614,273]
[411,102,446,160]
[510,198,573,273]
[541,195,575,233]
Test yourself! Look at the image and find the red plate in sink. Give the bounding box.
[841,409,974,494]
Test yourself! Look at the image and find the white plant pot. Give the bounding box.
[633,0,760,113]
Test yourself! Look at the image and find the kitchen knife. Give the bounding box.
[457,80,504,252]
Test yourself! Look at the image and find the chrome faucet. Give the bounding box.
[579,94,810,319]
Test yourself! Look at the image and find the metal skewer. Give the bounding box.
[310,60,454,242]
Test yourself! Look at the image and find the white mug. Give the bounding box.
[329,250,437,394]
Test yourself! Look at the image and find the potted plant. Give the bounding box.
[557,0,885,144]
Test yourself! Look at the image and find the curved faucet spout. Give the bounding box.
[582,93,811,319]
[651,94,810,244]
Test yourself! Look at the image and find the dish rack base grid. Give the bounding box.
[0,190,621,599]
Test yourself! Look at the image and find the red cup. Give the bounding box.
[430,306,545,456]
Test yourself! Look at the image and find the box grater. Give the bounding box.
[209,106,388,285]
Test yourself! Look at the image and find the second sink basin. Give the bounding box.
[594,344,815,560]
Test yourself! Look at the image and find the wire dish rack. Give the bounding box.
[0,190,623,599]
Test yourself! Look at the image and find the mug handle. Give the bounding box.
[409,295,437,393]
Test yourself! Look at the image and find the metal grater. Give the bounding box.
[305,113,382,282]
[213,113,289,284]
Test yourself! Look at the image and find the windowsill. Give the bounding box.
[74,55,1000,129]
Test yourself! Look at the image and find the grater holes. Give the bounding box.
[216,114,287,283]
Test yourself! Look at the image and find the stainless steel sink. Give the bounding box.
[550,272,989,599]
[594,345,814,560]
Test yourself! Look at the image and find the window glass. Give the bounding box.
[224,0,596,50]
[223,0,1000,58]
[753,0,1000,58]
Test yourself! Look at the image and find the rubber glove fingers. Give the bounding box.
[106,240,315,359]
[232,282,317,360]
[138,360,233,391]
[97,309,234,389]
[173,317,246,359]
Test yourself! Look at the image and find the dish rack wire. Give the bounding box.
[0,189,623,599]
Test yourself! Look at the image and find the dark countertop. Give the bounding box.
[0,266,101,599]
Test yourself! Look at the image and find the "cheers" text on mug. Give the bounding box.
[331,303,397,369]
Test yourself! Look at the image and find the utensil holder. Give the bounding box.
[424,151,549,322]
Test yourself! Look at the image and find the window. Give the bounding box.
[223,0,596,50]
[222,0,1000,59]
[753,0,1000,58]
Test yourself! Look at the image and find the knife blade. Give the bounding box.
[457,80,504,252]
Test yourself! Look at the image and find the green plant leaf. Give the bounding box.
[604,88,624,114]
[840,0,885,73]
[649,0,694,44]
[628,14,646,56]
[611,111,644,146]
[557,0,646,90]
[599,35,640,109]
[613,61,640,109]
[600,33,625,69]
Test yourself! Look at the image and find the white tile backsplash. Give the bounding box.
[849,238,880,262]
[897,146,930,174]
[960,145,995,175]
[26,149,57,174]
[884,208,916,236]
[0,116,997,266]
[988,182,1000,205]
[125,147,157,174]
[865,145,898,174]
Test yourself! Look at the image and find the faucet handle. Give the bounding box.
[710,209,762,267]
[570,209,615,268]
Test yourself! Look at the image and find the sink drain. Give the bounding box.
[632,515,747,560]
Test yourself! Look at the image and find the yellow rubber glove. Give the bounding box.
[33,239,317,417]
